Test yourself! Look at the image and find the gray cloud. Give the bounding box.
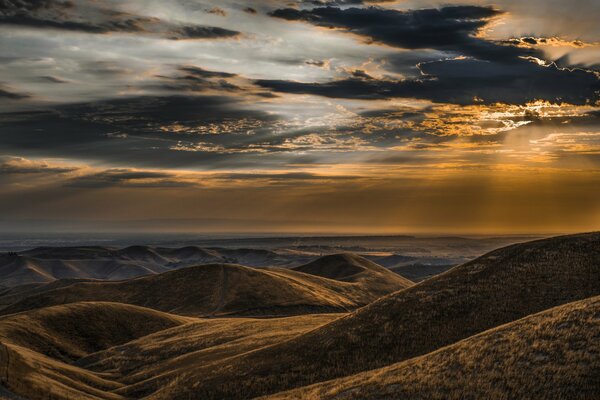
[0,83,29,99]
[0,0,241,39]
[65,168,198,188]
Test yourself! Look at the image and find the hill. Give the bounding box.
[0,302,193,400]
[0,260,412,317]
[0,307,339,400]
[0,246,314,287]
[149,232,600,399]
[0,302,191,362]
[79,314,340,388]
[267,295,600,400]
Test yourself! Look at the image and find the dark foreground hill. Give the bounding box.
[147,232,600,399]
[0,302,191,362]
[0,304,338,400]
[0,256,412,317]
[267,295,600,400]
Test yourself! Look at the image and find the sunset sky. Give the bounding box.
[1,0,599,234]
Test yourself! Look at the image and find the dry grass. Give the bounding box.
[267,295,600,400]
[0,302,191,362]
[0,302,193,400]
[1,256,412,318]
[150,232,600,399]
[0,234,598,400]
[0,307,339,400]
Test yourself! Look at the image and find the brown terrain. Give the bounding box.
[0,233,598,399]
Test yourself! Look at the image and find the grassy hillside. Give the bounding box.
[267,295,600,400]
[149,232,600,399]
[0,302,191,362]
[81,314,340,393]
[1,260,411,317]
[0,310,339,400]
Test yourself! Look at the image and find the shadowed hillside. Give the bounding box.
[267,295,600,400]
[0,302,194,400]
[1,259,412,317]
[149,232,600,399]
[79,314,340,389]
[0,302,191,362]
[0,309,338,400]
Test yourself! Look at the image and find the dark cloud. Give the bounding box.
[169,25,240,40]
[261,5,600,105]
[271,6,501,54]
[216,172,358,181]
[305,59,327,67]
[0,157,77,174]
[0,95,281,169]
[0,83,29,99]
[243,7,257,14]
[257,57,600,104]
[177,66,237,79]
[65,169,197,188]
[37,75,68,83]
[0,0,240,39]
[154,66,241,93]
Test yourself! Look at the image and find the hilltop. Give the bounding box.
[1,258,413,317]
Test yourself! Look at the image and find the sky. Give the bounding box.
[0,0,599,234]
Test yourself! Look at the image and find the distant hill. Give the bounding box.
[156,232,600,399]
[267,295,600,400]
[0,246,315,287]
[291,253,413,298]
[0,258,412,317]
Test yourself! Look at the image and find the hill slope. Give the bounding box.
[0,310,339,400]
[293,253,413,293]
[267,295,600,400]
[1,260,412,317]
[0,302,191,362]
[149,232,600,399]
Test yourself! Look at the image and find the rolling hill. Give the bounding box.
[0,246,315,287]
[0,302,191,362]
[0,302,194,400]
[0,233,597,400]
[147,232,600,399]
[266,295,600,400]
[0,304,339,400]
[0,257,413,317]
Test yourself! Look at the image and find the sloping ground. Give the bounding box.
[267,296,600,400]
[147,232,600,399]
[0,302,191,362]
[0,308,339,400]
[79,314,340,390]
[0,260,411,317]
[0,302,193,400]
[0,342,125,400]
[389,263,456,282]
